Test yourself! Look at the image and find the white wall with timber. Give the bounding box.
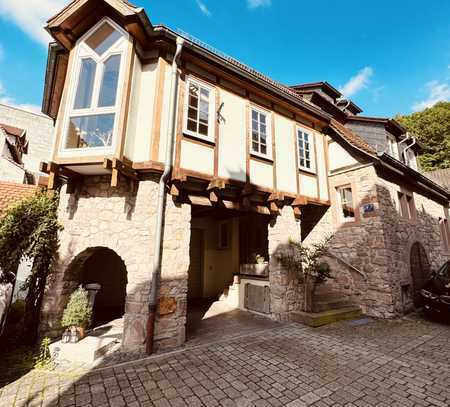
[315,134,329,200]
[124,57,157,161]
[274,114,297,194]
[300,173,318,197]
[180,140,214,175]
[328,140,359,171]
[218,88,247,182]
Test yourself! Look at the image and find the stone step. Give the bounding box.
[313,299,353,312]
[49,320,122,365]
[290,307,362,328]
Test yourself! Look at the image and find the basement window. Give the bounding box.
[62,18,128,154]
[250,107,272,159]
[297,128,315,172]
[337,185,355,222]
[184,78,215,142]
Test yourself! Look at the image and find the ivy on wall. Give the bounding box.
[0,191,61,340]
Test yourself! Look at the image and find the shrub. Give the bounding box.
[61,287,92,328]
[34,337,53,370]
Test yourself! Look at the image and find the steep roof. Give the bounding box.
[0,182,39,216]
[426,168,450,191]
[291,82,342,101]
[328,119,377,157]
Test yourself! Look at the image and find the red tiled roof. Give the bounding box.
[0,182,39,216]
[328,119,377,157]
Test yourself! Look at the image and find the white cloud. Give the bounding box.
[0,81,42,114]
[412,80,450,112]
[339,66,373,98]
[247,0,272,9]
[196,0,211,16]
[0,0,67,46]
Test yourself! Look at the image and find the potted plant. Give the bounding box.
[61,286,92,342]
[276,236,332,312]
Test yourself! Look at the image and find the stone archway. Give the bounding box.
[410,242,430,307]
[64,247,128,327]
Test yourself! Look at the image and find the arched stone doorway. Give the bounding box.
[410,242,430,307]
[64,247,127,327]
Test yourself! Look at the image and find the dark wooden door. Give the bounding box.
[410,242,430,307]
[188,229,204,300]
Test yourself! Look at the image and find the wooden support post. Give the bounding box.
[47,162,59,190]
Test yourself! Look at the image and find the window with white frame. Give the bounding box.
[250,107,271,158]
[336,185,355,222]
[297,128,315,171]
[62,19,128,153]
[386,135,398,159]
[184,78,215,141]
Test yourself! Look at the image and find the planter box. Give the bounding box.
[240,263,269,277]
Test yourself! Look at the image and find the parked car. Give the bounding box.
[420,261,450,322]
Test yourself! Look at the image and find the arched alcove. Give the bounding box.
[64,247,127,327]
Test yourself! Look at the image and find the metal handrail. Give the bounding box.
[326,251,368,281]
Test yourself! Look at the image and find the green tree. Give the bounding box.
[395,101,450,171]
[0,191,61,341]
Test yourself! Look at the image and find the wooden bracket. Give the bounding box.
[291,195,308,219]
[103,158,139,188]
[207,179,226,203]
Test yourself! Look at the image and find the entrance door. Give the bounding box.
[410,242,430,307]
[188,229,204,300]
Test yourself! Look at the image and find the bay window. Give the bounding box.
[250,107,271,158]
[184,78,215,142]
[62,19,128,154]
[297,128,315,172]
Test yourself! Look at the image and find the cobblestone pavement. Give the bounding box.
[1,314,449,407]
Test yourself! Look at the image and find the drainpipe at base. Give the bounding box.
[146,36,184,355]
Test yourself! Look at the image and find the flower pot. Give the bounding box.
[77,326,86,340]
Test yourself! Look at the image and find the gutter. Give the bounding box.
[146,36,184,355]
[376,153,450,201]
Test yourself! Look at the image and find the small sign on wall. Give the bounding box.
[363,203,375,214]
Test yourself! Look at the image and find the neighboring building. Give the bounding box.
[427,168,450,192]
[37,0,450,353]
[0,104,54,185]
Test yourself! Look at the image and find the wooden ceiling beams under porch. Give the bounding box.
[39,159,330,216]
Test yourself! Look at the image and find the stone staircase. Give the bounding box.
[290,285,362,327]
[218,279,240,308]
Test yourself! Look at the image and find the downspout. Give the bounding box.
[403,137,417,168]
[398,132,411,164]
[146,36,184,355]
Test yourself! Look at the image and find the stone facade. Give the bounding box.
[39,175,191,352]
[303,163,450,318]
[268,205,302,321]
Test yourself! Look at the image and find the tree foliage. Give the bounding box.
[0,191,61,341]
[395,101,450,171]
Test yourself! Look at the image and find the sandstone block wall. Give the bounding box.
[268,205,302,321]
[304,163,450,318]
[39,175,190,352]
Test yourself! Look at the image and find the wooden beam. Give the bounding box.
[188,195,213,206]
[292,195,308,207]
[104,158,139,188]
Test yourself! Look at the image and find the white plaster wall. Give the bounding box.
[299,174,318,197]
[315,134,329,200]
[250,160,273,189]
[124,59,157,161]
[218,89,247,182]
[180,140,214,175]
[0,158,25,183]
[158,63,173,163]
[274,114,297,193]
[329,141,358,171]
[0,104,54,181]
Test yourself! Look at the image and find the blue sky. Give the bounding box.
[0,0,449,117]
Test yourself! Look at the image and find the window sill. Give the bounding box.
[182,132,215,147]
[298,167,316,176]
[250,153,273,164]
